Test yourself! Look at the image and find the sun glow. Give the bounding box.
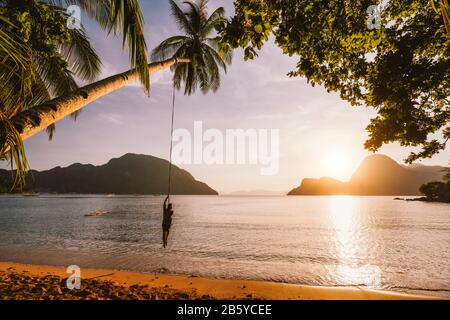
[321,149,355,181]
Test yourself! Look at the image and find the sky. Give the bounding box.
[12,0,449,193]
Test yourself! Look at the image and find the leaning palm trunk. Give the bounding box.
[431,0,450,35]
[11,58,190,142]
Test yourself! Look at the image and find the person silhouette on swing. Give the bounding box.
[162,195,173,248]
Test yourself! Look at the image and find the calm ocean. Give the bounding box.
[0,195,449,297]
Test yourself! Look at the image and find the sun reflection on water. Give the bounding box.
[330,196,381,288]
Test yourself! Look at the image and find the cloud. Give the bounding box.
[99,113,124,125]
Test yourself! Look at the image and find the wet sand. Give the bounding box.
[0,261,439,300]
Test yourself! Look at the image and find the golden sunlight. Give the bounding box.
[321,149,355,181]
[329,196,381,288]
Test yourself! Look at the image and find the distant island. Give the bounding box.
[0,153,217,195]
[288,154,447,196]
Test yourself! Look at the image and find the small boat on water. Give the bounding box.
[84,210,109,217]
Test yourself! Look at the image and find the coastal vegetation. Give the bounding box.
[420,181,450,202]
[419,165,450,202]
[219,0,449,163]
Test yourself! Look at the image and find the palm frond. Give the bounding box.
[202,7,225,37]
[0,59,28,113]
[24,73,52,109]
[204,40,230,70]
[60,28,102,82]
[52,0,150,92]
[207,37,233,65]
[151,35,189,61]
[0,14,33,115]
[0,110,28,190]
[111,0,150,93]
[183,1,202,33]
[46,124,56,141]
[0,15,30,67]
[202,47,221,92]
[169,0,196,36]
[33,54,79,98]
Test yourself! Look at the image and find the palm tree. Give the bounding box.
[152,0,232,95]
[50,0,151,92]
[10,57,189,143]
[0,13,32,182]
[10,0,230,143]
[1,0,231,188]
[0,0,151,186]
[1,0,151,111]
[1,1,102,133]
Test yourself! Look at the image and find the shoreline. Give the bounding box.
[0,261,441,300]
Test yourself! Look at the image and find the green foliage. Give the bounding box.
[221,0,450,162]
[0,0,103,187]
[0,0,149,188]
[0,110,28,190]
[152,0,232,95]
[0,0,103,118]
[420,180,450,202]
[49,0,150,93]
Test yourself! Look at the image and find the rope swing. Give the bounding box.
[162,60,178,249]
[167,71,176,201]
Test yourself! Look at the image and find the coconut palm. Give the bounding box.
[1,1,102,133]
[151,0,232,95]
[10,57,189,144]
[0,0,104,186]
[10,0,231,143]
[0,0,152,186]
[1,0,231,188]
[0,12,32,185]
[1,0,151,111]
[49,0,150,92]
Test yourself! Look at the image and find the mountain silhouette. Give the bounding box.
[0,153,217,195]
[288,154,447,196]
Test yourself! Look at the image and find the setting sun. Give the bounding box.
[321,149,355,181]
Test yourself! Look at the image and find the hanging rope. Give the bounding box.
[167,78,176,201]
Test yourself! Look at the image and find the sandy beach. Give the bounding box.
[0,261,440,300]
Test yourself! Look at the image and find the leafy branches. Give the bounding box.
[220,0,450,162]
